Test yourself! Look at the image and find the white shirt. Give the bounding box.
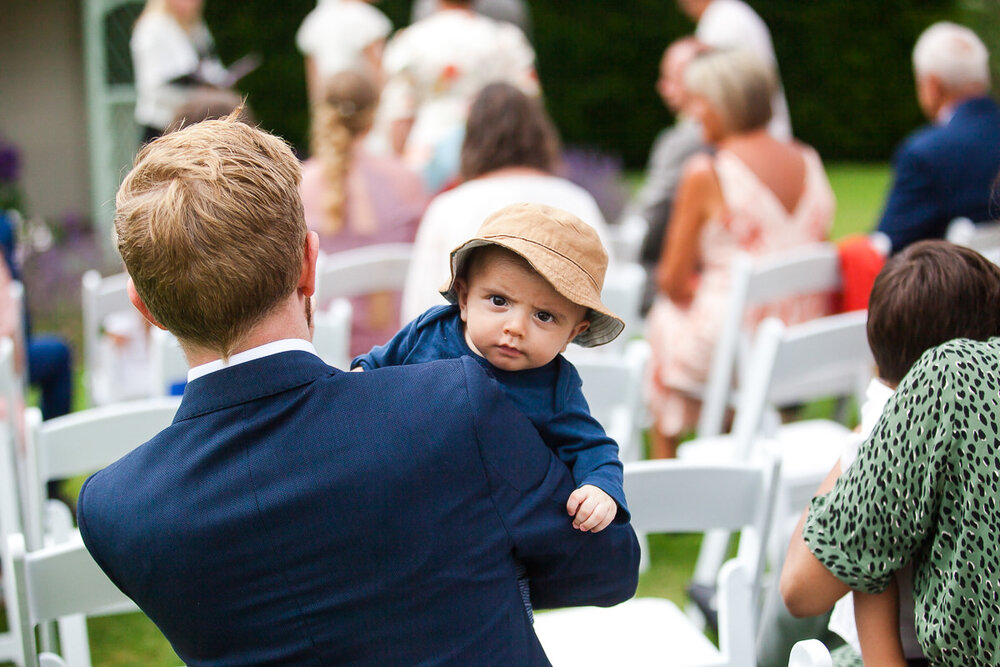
[296,0,392,78]
[131,12,228,129]
[400,173,609,321]
[696,0,793,141]
[187,339,318,382]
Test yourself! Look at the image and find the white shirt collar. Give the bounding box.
[187,338,319,383]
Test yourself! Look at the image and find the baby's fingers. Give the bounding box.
[566,487,589,517]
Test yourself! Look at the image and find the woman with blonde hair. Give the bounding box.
[644,49,834,458]
[131,0,231,142]
[300,69,429,356]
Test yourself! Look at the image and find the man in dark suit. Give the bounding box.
[875,22,1000,253]
[77,115,639,666]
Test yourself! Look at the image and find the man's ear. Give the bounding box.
[127,278,167,330]
[299,231,320,298]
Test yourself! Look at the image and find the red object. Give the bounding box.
[835,235,886,312]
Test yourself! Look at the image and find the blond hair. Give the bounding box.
[139,0,203,30]
[685,48,775,134]
[115,113,306,357]
[309,70,379,235]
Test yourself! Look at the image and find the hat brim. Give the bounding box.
[440,238,625,348]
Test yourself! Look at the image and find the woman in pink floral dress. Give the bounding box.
[645,49,834,458]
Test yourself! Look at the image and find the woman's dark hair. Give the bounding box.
[459,82,560,181]
[867,240,1000,385]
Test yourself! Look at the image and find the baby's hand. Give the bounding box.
[566,485,617,533]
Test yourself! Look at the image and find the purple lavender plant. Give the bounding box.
[559,146,629,223]
[0,138,25,214]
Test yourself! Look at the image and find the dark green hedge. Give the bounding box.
[205,1,971,167]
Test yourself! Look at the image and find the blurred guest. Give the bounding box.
[131,0,232,143]
[644,49,833,459]
[401,82,608,320]
[376,0,537,189]
[411,0,532,40]
[624,37,710,315]
[677,0,792,140]
[300,69,429,357]
[874,22,1000,254]
[296,0,392,103]
[166,87,254,132]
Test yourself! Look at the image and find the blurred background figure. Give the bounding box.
[131,0,238,143]
[296,0,393,104]
[301,69,429,356]
[376,0,538,191]
[624,36,711,316]
[411,0,532,40]
[166,86,254,132]
[873,22,1000,254]
[677,0,792,140]
[401,82,608,320]
[644,49,833,459]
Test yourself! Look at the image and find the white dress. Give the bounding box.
[401,173,609,321]
[131,12,228,130]
[296,0,392,78]
[696,0,792,141]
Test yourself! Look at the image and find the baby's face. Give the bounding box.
[456,251,589,372]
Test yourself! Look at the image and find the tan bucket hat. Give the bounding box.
[439,203,625,347]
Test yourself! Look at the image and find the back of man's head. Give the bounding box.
[115,113,306,358]
[867,240,1000,386]
[913,21,990,94]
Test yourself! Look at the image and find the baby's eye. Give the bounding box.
[489,295,507,307]
[535,311,554,323]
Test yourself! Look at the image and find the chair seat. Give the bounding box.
[534,598,725,666]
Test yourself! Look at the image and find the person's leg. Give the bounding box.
[27,335,72,420]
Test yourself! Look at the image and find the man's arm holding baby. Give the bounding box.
[462,358,640,608]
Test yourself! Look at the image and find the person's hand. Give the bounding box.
[566,485,617,533]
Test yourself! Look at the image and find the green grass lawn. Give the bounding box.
[4,161,890,666]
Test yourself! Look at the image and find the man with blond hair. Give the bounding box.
[875,21,1000,253]
[77,115,639,666]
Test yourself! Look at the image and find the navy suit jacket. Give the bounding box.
[78,352,639,666]
[877,96,1000,253]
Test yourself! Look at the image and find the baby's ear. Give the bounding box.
[455,278,470,322]
[561,318,590,352]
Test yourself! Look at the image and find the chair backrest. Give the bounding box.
[568,339,650,462]
[729,311,872,461]
[599,262,646,350]
[147,328,189,397]
[605,213,648,264]
[623,456,780,610]
[9,531,134,667]
[80,270,132,406]
[946,216,1000,264]
[787,639,833,667]
[698,244,841,437]
[311,298,353,369]
[23,397,180,550]
[313,243,413,307]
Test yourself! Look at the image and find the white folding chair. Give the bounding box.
[681,312,873,632]
[8,531,135,667]
[606,213,648,264]
[696,244,841,439]
[946,216,1000,264]
[534,456,781,667]
[787,639,833,667]
[147,328,189,397]
[23,397,181,552]
[567,339,650,463]
[81,270,157,406]
[599,262,646,350]
[313,243,413,307]
[311,298,353,369]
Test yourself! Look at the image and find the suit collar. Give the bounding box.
[946,96,997,125]
[173,351,336,422]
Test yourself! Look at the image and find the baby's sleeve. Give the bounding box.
[350,316,420,370]
[541,364,629,523]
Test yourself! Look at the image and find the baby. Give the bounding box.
[353,203,629,536]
